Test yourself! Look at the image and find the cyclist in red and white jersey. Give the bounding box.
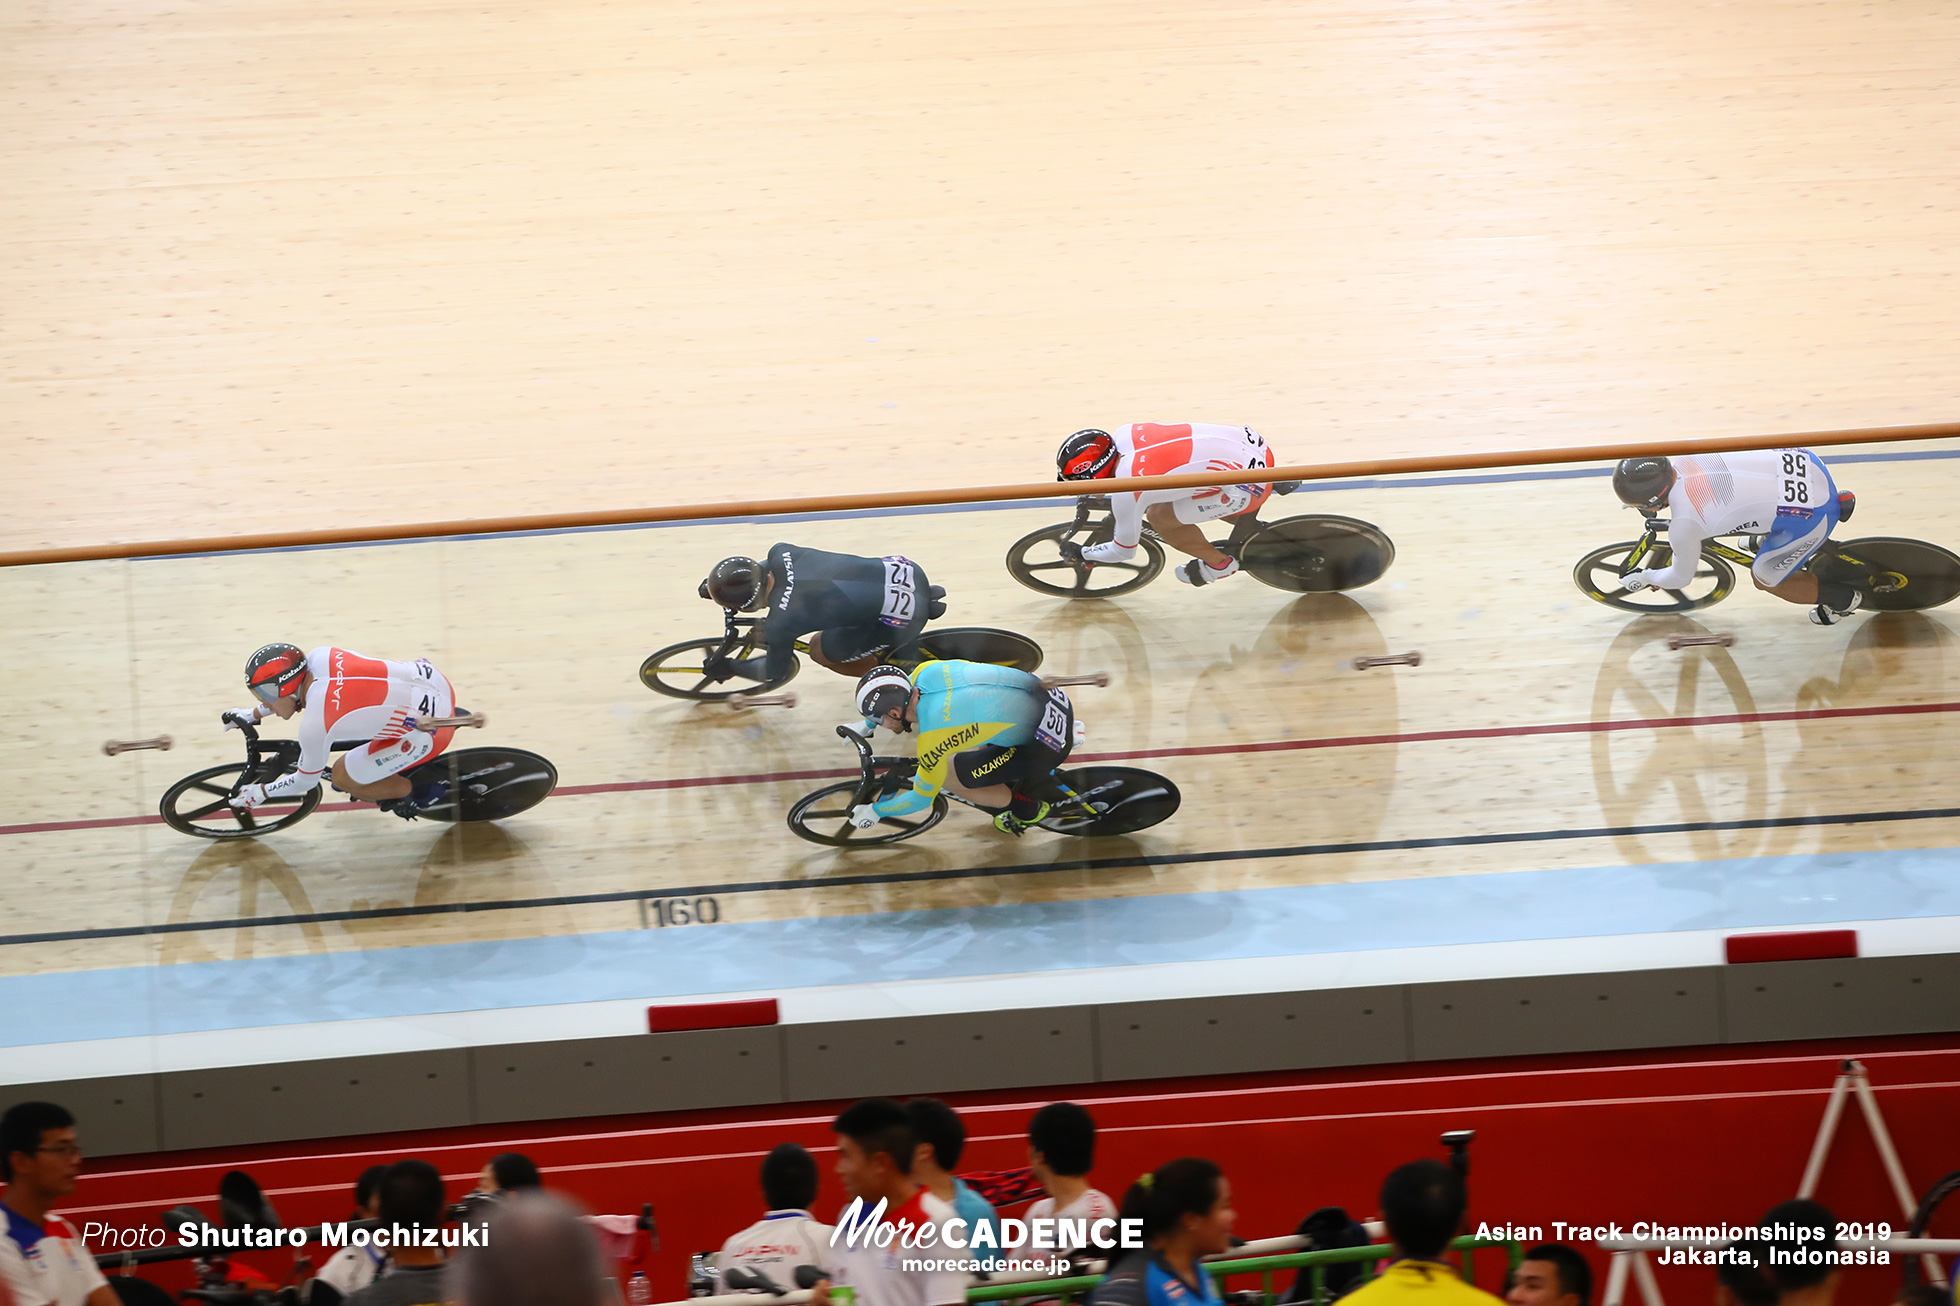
[1055,424,1291,586]
[223,643,460,820]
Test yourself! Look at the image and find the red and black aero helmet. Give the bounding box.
[1056,429,1120,481]
[700,556,768,611]
[246,643,308,706]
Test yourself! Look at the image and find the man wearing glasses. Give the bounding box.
[1,1101,115,1306]
[226,643,460,821]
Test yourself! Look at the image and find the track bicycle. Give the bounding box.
[1004,495,1396,599]
[640,612,1043,702]
[159,715,558,839]
[786,723,1181,846]
[1573,512,1960,615]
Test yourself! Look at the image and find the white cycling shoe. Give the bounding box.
[1809,592,1864,626]
[1174,557,1241,585]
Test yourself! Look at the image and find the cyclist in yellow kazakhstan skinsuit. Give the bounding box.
[848,659,1080,837]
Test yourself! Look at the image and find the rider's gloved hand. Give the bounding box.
[1175,557,1241,586]
[1620,571,1655,592]
[1081,540,1139,565]
[231,782,270,809]
[848,803,882,829]
[223,707,264,730]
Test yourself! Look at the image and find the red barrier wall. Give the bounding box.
[63,1035,1960,1303]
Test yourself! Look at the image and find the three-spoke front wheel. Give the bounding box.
[1005,523,1165,599]
[160,763,321,839]
[640,636,797,701]
[1574,541,1736,613]
[787,782,947,846]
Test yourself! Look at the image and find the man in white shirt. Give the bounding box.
[718,1144,833,1290]
[0,1102,115,1306]
[816,1100,967,1306]
[1025,1103,1118,1255]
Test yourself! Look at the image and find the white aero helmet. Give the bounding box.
[855,664,914,722]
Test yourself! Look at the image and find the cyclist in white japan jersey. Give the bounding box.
[225,644,461,819]
[1615,448,1861,624]
[1054,424,1289,586]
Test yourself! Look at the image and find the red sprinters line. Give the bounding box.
[14,699,1959,839]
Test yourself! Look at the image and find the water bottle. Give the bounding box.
[628,1271,653,1305]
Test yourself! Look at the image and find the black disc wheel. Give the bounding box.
[411,747,558,823]
[640,634,796,701]
[1813,537,1960,612]
[788,780,947,846]
[1039,767,1181,836]
[1574,541,1736,613]
[1236,515,1396,592]
[1006,522,1165,599]
[160,763,321,840]
[902,627,1045,672]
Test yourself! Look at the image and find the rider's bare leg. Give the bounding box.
[1144,503,1232,566]
[331,756,413,802]
[1753,571,1821,605]
[805,634,883,678]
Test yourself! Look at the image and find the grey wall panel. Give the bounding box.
[0,1075,160,1157]
[1409,967,1722,1062]
[1722,953,1960,1044]
[158,1049,472,1150]
[785,1007,1096,1102]
[1096,987,1407,1082]
[471,1028,784,1122]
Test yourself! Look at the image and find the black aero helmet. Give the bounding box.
[700,556,767,611]
[855,664,914,723]
[245,643,308,706]
[1612,456,1676,510]
[1057,429,1120,481]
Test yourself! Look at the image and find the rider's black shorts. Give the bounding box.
[953,692,1075,795]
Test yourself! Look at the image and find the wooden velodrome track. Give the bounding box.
[5,0,1960,1004]
[8,448,1960,983]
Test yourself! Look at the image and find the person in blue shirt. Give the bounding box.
[1089,1159,1237,1306]
[904,1099,1003,1274]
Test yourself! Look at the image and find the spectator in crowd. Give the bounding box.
[1716,1200,1839,1306]
[346,1161,449,1306]
[1343,1160,1501,1305]
[904,1100,1001,1270]
[312,1164,393,1302]
[719,1143,834,1287]
[1089,1158,1237,1306]
[476,1153,542,1196]
[814,1099,965,1306]
[1281,1208,1371,1303]
[1504,1245,1590,1306]
[0,1102,115,1306]
[1027,1103,1118,1250]
[451,1193,609,1306]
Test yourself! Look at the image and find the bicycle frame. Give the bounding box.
[1623,513,1760,570]
[832,727,1093,819]
[1068,495,1168,545]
